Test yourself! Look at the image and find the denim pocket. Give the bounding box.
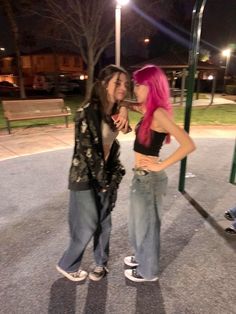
[154,177,168,197]
[151,171,168,196]
[131,174,151,194]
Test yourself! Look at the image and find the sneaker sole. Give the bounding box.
[124,257,139,267]
[225,228,236,235]
[56,265,87,282]
[124,269,158,282]
[88,273,106,281]
[224,212,234,221]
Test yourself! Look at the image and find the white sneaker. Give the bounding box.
[89,266,108,281]
[124,269,158,282]
[124,256,139,267]
[56,265,87,282]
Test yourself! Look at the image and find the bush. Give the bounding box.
[225,85,236,95]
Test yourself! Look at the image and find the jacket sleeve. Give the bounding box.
[75,108,108,190]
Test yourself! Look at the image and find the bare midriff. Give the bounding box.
[135,152,161,169]
[103,144,112,160]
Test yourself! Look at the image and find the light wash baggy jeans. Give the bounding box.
[129,170,168,280]
[58,189,112,273]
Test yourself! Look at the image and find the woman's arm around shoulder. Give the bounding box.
[120,100,144,113]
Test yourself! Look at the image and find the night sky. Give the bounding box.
[0,0,235,67]
[201,0,236,50]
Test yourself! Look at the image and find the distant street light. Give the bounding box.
[144,38,150,44]
[222,48,231,93]
[115,0,129,66]
[0,47,5,51]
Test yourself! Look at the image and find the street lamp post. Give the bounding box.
[115,0,129,67]
[222,48,231,93]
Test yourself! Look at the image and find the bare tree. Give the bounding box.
[1,0,26,98]
[32,0,115,100]
[32,0,160,99]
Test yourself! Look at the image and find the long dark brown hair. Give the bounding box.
[90,64,129,130]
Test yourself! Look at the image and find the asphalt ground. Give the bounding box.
[0,136,236,314]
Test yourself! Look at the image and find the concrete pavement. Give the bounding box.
[0,123,235,161]
[0,95,236,313]
[0,136,235,314]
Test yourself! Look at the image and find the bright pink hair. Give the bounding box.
[133,65,172,145]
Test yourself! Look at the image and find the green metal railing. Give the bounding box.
[229,139,236,185]
[178,0,207,192]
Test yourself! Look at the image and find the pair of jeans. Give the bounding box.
[129,170,168,280]
[58,189,111,272]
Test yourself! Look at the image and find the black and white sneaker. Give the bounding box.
[225,226,236,235]
[56,265,87,282]
[224,210,235,221]
[124,256,139,267]
[89,266,108,281]
[124,269,158,282]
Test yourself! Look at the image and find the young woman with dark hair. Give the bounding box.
[122,65,196,282]
[56,64,130,282]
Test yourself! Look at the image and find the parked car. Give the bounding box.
[57,79,81,93]
[67,79,85,94]
[0,81,19,97]
[33,75,85,94]
[33,75,53,93]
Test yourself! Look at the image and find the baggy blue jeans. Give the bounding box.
[129,170,168,280]
[58,189,111,272]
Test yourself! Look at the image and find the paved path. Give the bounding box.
[0,96,235,313]
[0,124,235,161]
[0,134,236,313]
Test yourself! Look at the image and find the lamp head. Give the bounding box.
[116,0,130,6]
[222,49,231,58]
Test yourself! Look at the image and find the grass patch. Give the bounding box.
[0,95,235,132]
[129,104,236,125]
[173,104,236,125]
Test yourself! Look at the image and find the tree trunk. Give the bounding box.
[85,48,95,101]
[3,0,26,98]
[53,51,60,97]
[16,50,26,98]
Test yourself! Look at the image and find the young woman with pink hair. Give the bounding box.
[122,65,196,282]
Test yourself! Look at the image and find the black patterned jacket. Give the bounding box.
[68,102,125,205]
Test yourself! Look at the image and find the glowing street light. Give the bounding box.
[222,48,231,58]
[117,0,129,5]
[115,0,129,66]
[222,48,231,93]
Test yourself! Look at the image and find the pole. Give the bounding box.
[115,5,121,67]
[229,139,236,185]
[223,54,230,94]
[209,74,216,105]
[180,69,187,106]
[178,0,207,192]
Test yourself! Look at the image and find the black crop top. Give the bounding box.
[134,121,167,157]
